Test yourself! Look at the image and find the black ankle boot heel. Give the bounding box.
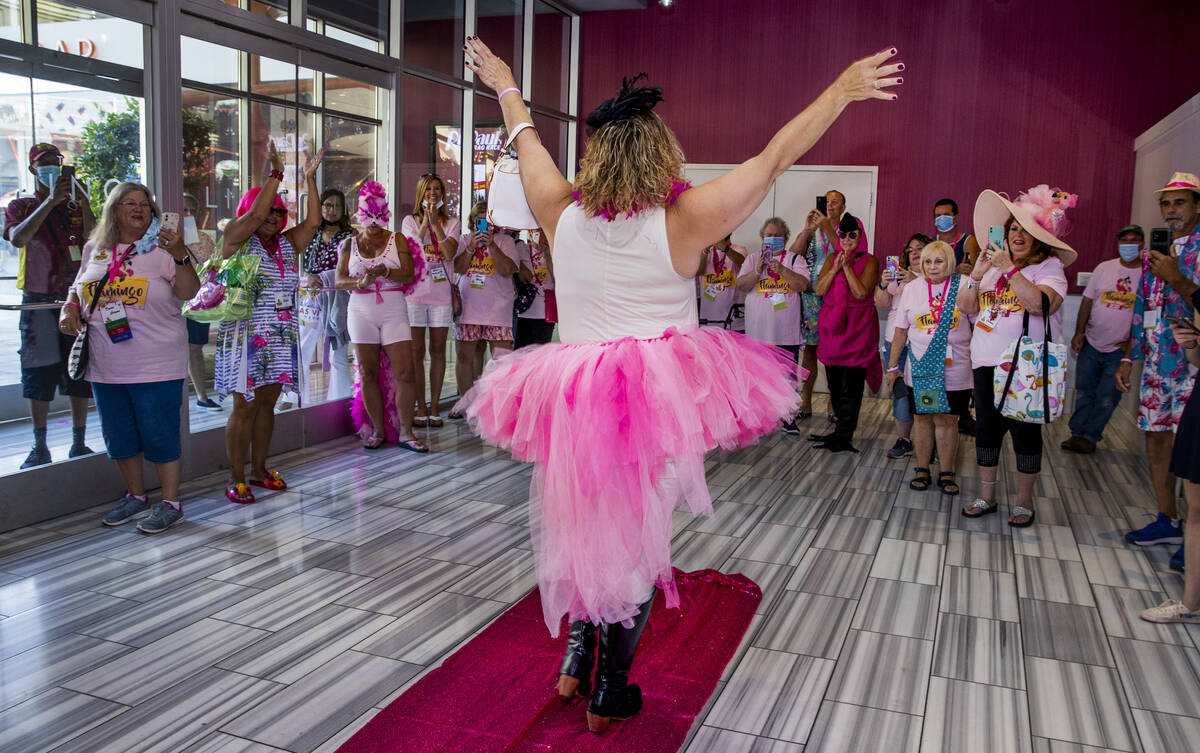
[557,620,596,698]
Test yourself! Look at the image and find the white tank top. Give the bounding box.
[552,203,697,344]
[348,233,404,291]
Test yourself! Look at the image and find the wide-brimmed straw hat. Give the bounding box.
[1154,172,1200,196]
[973,185,1078,268]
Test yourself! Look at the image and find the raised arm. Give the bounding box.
[283,148,326,253]
[665,49,902,264]
[221,139,284,257]
[466,37,574,248]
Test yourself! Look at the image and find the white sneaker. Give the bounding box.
[1139,598,1200,625]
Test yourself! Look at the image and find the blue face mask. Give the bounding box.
[1118,243,1141,262]
[934,214,956,233]
[762,236,785,254]
[36,165,60,190]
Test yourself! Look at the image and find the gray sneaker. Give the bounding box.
[102,494,151,526]
[136,503,185,535]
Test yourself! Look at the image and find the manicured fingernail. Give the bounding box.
[890,48,897,54]
[897,63,904,71]
[897,77,903,84]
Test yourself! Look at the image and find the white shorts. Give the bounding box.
[406,301,454,329]
[348,293,411,345]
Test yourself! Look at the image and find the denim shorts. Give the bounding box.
[91,379,184,462]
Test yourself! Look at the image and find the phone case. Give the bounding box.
[161,212,180,233]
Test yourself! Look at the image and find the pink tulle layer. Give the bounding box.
[457,326,798,635]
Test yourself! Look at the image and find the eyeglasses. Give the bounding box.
[321,202,343,209]
[837,230,860,240]
[118,201,151,210]
[267,207,287,216]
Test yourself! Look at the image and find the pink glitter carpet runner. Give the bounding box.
[336,569,761,753]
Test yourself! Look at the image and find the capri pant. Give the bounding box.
[349,292,411,345]
[92,379,184,463]
[973,366,1043,474]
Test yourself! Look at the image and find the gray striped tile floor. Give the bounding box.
[0,393,1197,753]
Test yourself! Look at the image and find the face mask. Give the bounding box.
[934,214,956,233]
[1118,243,1141,262]
[762,236,785,254]
[36,165,60,190]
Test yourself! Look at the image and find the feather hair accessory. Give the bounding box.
[585,73,664,135]
[356,181,391,227]
[1012,184,1078,239]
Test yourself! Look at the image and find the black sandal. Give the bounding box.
[909,467,932,491]
[938,471,959,496]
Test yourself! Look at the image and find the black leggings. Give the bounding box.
[973,366,1043,474]
[826,365,866,442]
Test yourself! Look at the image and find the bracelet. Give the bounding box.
[886,366,900,373]
[64,300,79,311]
[268,169,284,181]
[174,255,191,266]
[497,87,520,102]
[1120,358,1132,363]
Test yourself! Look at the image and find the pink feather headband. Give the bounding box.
[1011,184,1079,239]
[357,181,391,227]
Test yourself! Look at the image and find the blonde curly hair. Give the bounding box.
[572,111,685,219]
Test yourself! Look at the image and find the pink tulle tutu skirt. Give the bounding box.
[457,326,799,635]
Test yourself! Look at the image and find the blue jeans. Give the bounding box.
[1068,340,1124,443]
[885,341,913,423]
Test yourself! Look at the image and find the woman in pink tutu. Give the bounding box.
[460,35,903,733]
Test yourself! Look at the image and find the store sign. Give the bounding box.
[41,39,98,58]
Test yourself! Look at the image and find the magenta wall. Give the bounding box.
[578,0,1200,289]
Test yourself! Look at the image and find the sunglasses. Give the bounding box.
[837,230,860,240]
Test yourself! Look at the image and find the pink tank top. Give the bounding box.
[348,233,405,295]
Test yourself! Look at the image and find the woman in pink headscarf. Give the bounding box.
[215,140,324,504]
[338,181,428,453]
[810,212,881,453]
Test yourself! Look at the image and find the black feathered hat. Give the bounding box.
[584,73,663,136]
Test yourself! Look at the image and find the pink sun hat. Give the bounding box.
[1153,171,1200,196]
[973,184,1079,267]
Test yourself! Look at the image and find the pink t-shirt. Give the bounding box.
[969,256,1069,368]
[743,249,809,346]
[401,214,460,306]
[1083,257,1142,353]
[517,240,554,320]
[74,242,187,384]
[882,275,920,343]
[699,244,746,325]
[456,231,518,327]
[897,275,973,391]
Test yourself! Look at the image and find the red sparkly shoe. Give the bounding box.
[247,471,287,491]
[225,483,256,505]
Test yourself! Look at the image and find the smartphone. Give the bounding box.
[816,195,828,215]
[1165,315,1200,332]
[885,255,900,278]
[1149,228,1172,255]
[475,217,488,233]
[61,165,76,178]
[988,225,1005,249]
[161,211,180,233]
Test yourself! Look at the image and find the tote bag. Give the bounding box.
[486,130,540,231]
[993,292,1067,424]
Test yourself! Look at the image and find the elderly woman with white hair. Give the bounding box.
[58,183,200,534]
[884,240,972,496]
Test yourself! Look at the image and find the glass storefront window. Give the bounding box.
[532,113,569,175]
[324,74,377,120]
[251,54,297,101]
[476,0,523,89]
[403,74,462,220]
[404,0,465,77]
[323,116,376,199]
[1,0,21,42]
[309,0,387,49]
[35,0,144,68]
[182,37,240,89]
[532,2,569,112]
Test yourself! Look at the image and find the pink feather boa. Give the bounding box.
[350,350,404,443]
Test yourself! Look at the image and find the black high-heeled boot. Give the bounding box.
[557,620,596,699]
[586,591,655,732]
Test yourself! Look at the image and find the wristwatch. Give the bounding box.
[174,255,192,266]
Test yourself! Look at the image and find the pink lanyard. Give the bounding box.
[928,278,950,323]
[107,245,134,286]
[268,242,291,279]
[711,247,725,275]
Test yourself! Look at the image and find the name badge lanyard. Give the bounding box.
[928,278,950,326]
[106,244,135,287]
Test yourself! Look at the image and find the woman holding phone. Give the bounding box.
[955,186,1074,527]
[452,201,518,397]
[460,34,901,732]
[876,233,930,458]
